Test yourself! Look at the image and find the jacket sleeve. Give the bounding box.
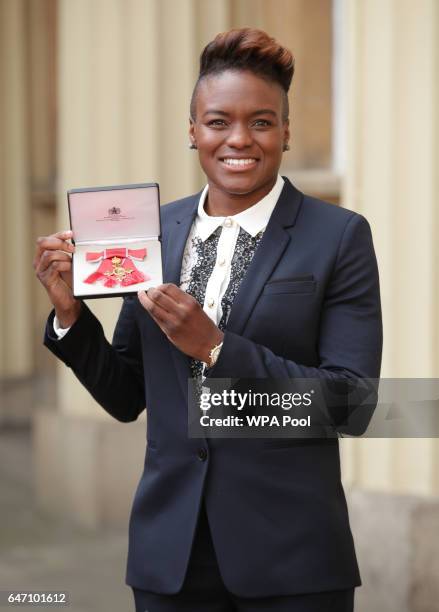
[44,296,145,422]
[207,214,382,433]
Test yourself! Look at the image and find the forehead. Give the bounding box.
[196,70,283,115]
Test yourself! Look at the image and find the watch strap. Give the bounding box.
[207,341,223,368]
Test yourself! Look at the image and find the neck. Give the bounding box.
[204,176,278,217]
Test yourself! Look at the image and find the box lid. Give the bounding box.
[68,182,160,243]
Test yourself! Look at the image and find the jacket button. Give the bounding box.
[198,448,208,461]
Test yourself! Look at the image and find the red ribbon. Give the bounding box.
[84,248,150,287]
[86,247,147,262]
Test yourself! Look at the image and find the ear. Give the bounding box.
[283,118,290,147]
[189,117,196,146]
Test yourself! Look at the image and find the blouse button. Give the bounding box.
[224,217,233,228]
[218,257,226,267]
[198,448,208,461]
[207,298,215,308]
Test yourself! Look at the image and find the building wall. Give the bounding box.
[341,0,439,497]
[1,0,438,513]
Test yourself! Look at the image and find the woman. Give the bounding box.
[35,29,382,612]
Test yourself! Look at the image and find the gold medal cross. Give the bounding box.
[104,256,133,281]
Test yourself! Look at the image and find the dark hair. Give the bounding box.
[190,28,295,122]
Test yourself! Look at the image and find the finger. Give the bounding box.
[147,287,180,313]
[38,249,71,269]
[36,231,74,253]
[54,230,73,240]
[138,290,170,324]
[34,232,75,265]
[38,259,72,285]
[159,284,200,313]
[34,239,74,271]
[59,267,73,289]
[37,250,72,274]
[156,283,186,303]
[51,261,72,274]
[38,259,70,288]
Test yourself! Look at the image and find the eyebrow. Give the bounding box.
[202,109,278,118]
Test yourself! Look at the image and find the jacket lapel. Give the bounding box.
[163,201,198,286]
[225,178,303,336]
[163,197,198,401]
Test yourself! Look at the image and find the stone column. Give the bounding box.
[341,0,439,496]
[0,0,33,382]
[334,5,439,608]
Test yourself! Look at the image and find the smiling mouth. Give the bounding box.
[220,157,259,168]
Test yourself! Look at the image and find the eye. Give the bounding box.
[252,119,272,127]
[207,119,227,127]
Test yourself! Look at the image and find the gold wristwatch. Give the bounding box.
[206,341,223,368]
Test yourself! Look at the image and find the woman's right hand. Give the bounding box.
[34,230,82,328]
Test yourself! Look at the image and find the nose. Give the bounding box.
[226,122,253,149]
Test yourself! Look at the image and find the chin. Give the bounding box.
[214,174,264,195]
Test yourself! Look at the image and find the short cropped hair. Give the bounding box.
[190,28,295,122]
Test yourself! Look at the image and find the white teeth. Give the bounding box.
[222,158,256,166]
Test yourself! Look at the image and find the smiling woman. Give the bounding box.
[37,26,382,612]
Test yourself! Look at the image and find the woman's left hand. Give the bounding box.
[138,284,224,363]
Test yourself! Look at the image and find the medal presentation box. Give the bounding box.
[68,182,163,299]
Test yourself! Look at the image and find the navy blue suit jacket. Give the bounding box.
[44,178,382,597]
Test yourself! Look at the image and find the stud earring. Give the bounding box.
[189,143,197,150]
[283,143,290,151]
